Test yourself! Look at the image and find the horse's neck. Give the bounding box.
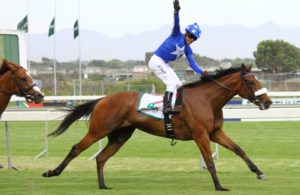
[199,77,238,111]
[209,85,235,110]
[0,73,12,115]
[0,94,12,115]
[0,72,13,92]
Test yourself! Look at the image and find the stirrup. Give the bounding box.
[167,109,180,115]
[163,108,180,115]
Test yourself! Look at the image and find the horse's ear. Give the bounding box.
[3,59,14,67]
[1,59,13,71]
[0,58,7,70]
[2,59,8,68]
[2,59,7,64]
[0,58,3,70]
[241,63,246,72]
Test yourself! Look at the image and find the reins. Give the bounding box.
[206,71,259,104]
[206,76,233,91]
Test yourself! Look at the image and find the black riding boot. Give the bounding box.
[163,91,180,115]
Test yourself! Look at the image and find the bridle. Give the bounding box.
[241,72,268,104]
[0,67,38,102]
[207,71,267,104]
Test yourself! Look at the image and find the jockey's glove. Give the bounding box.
[173,0,181,12]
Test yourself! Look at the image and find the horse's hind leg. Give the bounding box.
[42,132,100,177]
[210,129,266,180]
[96,127,135,189]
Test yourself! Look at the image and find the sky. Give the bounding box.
[1,0,300,38]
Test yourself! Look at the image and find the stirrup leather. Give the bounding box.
[163,91,180,115]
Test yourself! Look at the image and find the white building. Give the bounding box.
[0,30,27,69]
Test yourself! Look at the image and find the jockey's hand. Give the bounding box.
[173,0,180,12]
[202,70,209,76]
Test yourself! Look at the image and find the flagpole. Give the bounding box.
[53,0,57,95]
[26,0,31,71]
[78,0,82,98]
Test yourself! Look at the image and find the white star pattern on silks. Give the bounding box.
[171,44,185,59]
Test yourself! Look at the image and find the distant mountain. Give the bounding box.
[29,22,300,62]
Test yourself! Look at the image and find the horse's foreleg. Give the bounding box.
[210,129,266,180]
[96,127,135,190]
[193,132,229,191]
[42,133,98,177]
[0,163,3,168]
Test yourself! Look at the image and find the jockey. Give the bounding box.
[148,0,205,115]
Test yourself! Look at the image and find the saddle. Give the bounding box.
[137,88,183,138]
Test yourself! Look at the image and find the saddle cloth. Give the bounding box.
[137,93,177,119]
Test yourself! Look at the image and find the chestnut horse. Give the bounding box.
[0,59,44,168]
[43,64,272,191]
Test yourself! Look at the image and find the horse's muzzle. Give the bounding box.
[25,85,44,104]
[259,100,272,110]
[26,93,44,104]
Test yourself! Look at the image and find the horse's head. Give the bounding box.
[1,59,44,103]
[238,64,272,110]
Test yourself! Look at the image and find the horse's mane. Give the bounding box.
[183,66,242,88]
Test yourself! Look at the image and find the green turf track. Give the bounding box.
[0,121,299,195]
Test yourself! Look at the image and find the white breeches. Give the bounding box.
[148,54,182,94]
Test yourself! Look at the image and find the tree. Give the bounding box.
[145,52,153,64]
[107,59,123,68]
[254,40,300,73]
[88,59,106,67]
[222,58,255,67]
[196,55,220,68]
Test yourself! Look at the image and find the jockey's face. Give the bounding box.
[185,32,197,45]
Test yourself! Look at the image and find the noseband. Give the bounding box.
[241,73,267,104]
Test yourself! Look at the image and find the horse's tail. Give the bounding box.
[48,98,103,137]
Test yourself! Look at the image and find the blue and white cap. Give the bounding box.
[185,23,201,38]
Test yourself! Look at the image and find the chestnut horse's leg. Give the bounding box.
[42,133,99,177]
[193,131,229,191]
[96,127,135,189]
[210,129,267,180]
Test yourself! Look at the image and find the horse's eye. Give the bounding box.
[248,81,255,86]
[250,82,257,88]
[20,77,27,82]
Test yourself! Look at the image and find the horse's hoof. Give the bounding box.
[42,170,50,177]
[257,174,267,180]
[216,186,230,191]
[42,170,54,177]
[0,164,3,169]
[99,185,113,190]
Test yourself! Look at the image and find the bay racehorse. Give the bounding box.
[43,64,272,191]
[0,59,44,168]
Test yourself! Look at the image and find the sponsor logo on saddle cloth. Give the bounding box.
[137,93,177,119]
